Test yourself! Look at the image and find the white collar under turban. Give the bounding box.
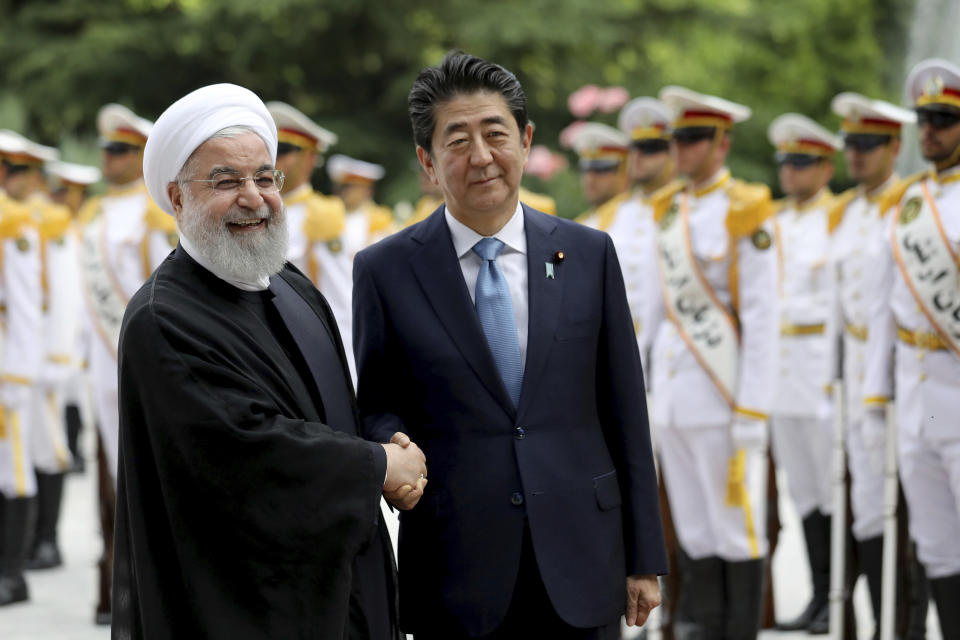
[143,83,278,215]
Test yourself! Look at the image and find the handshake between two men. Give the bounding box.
[381,431,428,510]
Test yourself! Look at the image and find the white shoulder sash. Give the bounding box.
[81,216,128,361]
[657,192,740,405]
[892,180,960,360]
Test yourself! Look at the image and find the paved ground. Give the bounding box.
[0,425,942,639]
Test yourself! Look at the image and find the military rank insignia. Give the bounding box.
[16,237,30,252]
[327,238,343,254]
[899,197,922,225]
[751,228,772,250]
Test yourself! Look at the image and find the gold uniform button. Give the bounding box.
[917,350,926,361]
[919,373,927,382]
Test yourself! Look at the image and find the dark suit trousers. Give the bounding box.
[414,525,620,640]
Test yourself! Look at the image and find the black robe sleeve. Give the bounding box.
[112,270,385,640]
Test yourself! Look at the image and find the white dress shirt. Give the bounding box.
[444,201,529,370]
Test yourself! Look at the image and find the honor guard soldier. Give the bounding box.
[0,131,73,602]
[572,122,631,227]
[650,86,778,640]
[267,102,360,376]
[0,130,44,606]
[48,160,101,216]
[327,153,396,253]
[45,161,101,472]
[616,97,678,374]
[766,114,842,634]
[829,92,928,638]
[863,58,960,639]
[79,103,172,625]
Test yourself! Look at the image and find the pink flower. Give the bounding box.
[568,85,602,118]
[598,86,629,113]
[525,145,568,181]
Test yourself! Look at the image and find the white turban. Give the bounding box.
[143,83,278,215]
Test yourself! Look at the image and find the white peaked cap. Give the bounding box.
[617,97,672,139]
[0,129,58,163]
[0,129,29,155]
[831,92,916,126]
[570,122,629,154]
[905,58,960,109]
[767,113,842,152]
[97,103,153,140]
[326,154,385,183]
[143,83,278,215]
[47,161,102,185]
[267,101,338,152]
[659,86,751,125]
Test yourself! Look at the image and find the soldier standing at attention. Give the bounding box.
[79,103,175,625]
[573,122,631,229]
[829,92,929,639]
[863,58,960,639]
[650,86,778,640]
[766,113,842,635]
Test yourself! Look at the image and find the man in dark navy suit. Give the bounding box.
[353,52,667,639]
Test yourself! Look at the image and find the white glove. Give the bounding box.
[862,407,887,474]
[731,415,768,452]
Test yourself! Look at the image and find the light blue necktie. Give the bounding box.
[472,237,523,406]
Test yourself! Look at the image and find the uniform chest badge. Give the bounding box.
[660,202,679,230]
[16,237,30,252]
[327,238,343,254]
[899,197,922,225]
[751,228,772,250]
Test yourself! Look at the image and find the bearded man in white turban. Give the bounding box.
[111,84,427,640]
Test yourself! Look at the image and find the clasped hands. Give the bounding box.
[381,432,427,510]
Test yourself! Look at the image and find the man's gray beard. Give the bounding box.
[178,194,289,282]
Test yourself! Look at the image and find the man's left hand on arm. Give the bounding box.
[625,574,661,627]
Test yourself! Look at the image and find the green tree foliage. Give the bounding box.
[0,0,914,216]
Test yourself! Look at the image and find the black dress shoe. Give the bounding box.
[776,598,826,631]
[0,575,29,606]
[95,609,112,626]
[27,540,63,570]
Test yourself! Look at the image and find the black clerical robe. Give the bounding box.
[112,246,396,640]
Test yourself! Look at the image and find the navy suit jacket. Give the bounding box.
[353,204,667,635]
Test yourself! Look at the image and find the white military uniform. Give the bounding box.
[81,179,174,481]
[0,193,41,499]
[830,177,898,540]
[863,60,960,584]
[864,166,960,579]
[651,167,779,561]
[31,193,75,476]
[327,154,395,379]
[771,188,838,518]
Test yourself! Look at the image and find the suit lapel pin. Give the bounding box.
[546,250,565,279]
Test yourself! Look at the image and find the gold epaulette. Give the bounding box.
[519,187,557,216]
[771,198,786,214]
[367,205,395,235]
[724,179,774,238]
[651,180,686,224]
[303,193,346,242]
[77,195,104,226]
[877,172,928,217]
[38,203,72,241]
[0,199,33,238]
[144,199,177,234]
[827,188,858,234]
[405,196,443,228]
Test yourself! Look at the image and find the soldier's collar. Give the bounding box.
[282,182,314,205]
[106,178,146,197]
[690,167,731,198]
